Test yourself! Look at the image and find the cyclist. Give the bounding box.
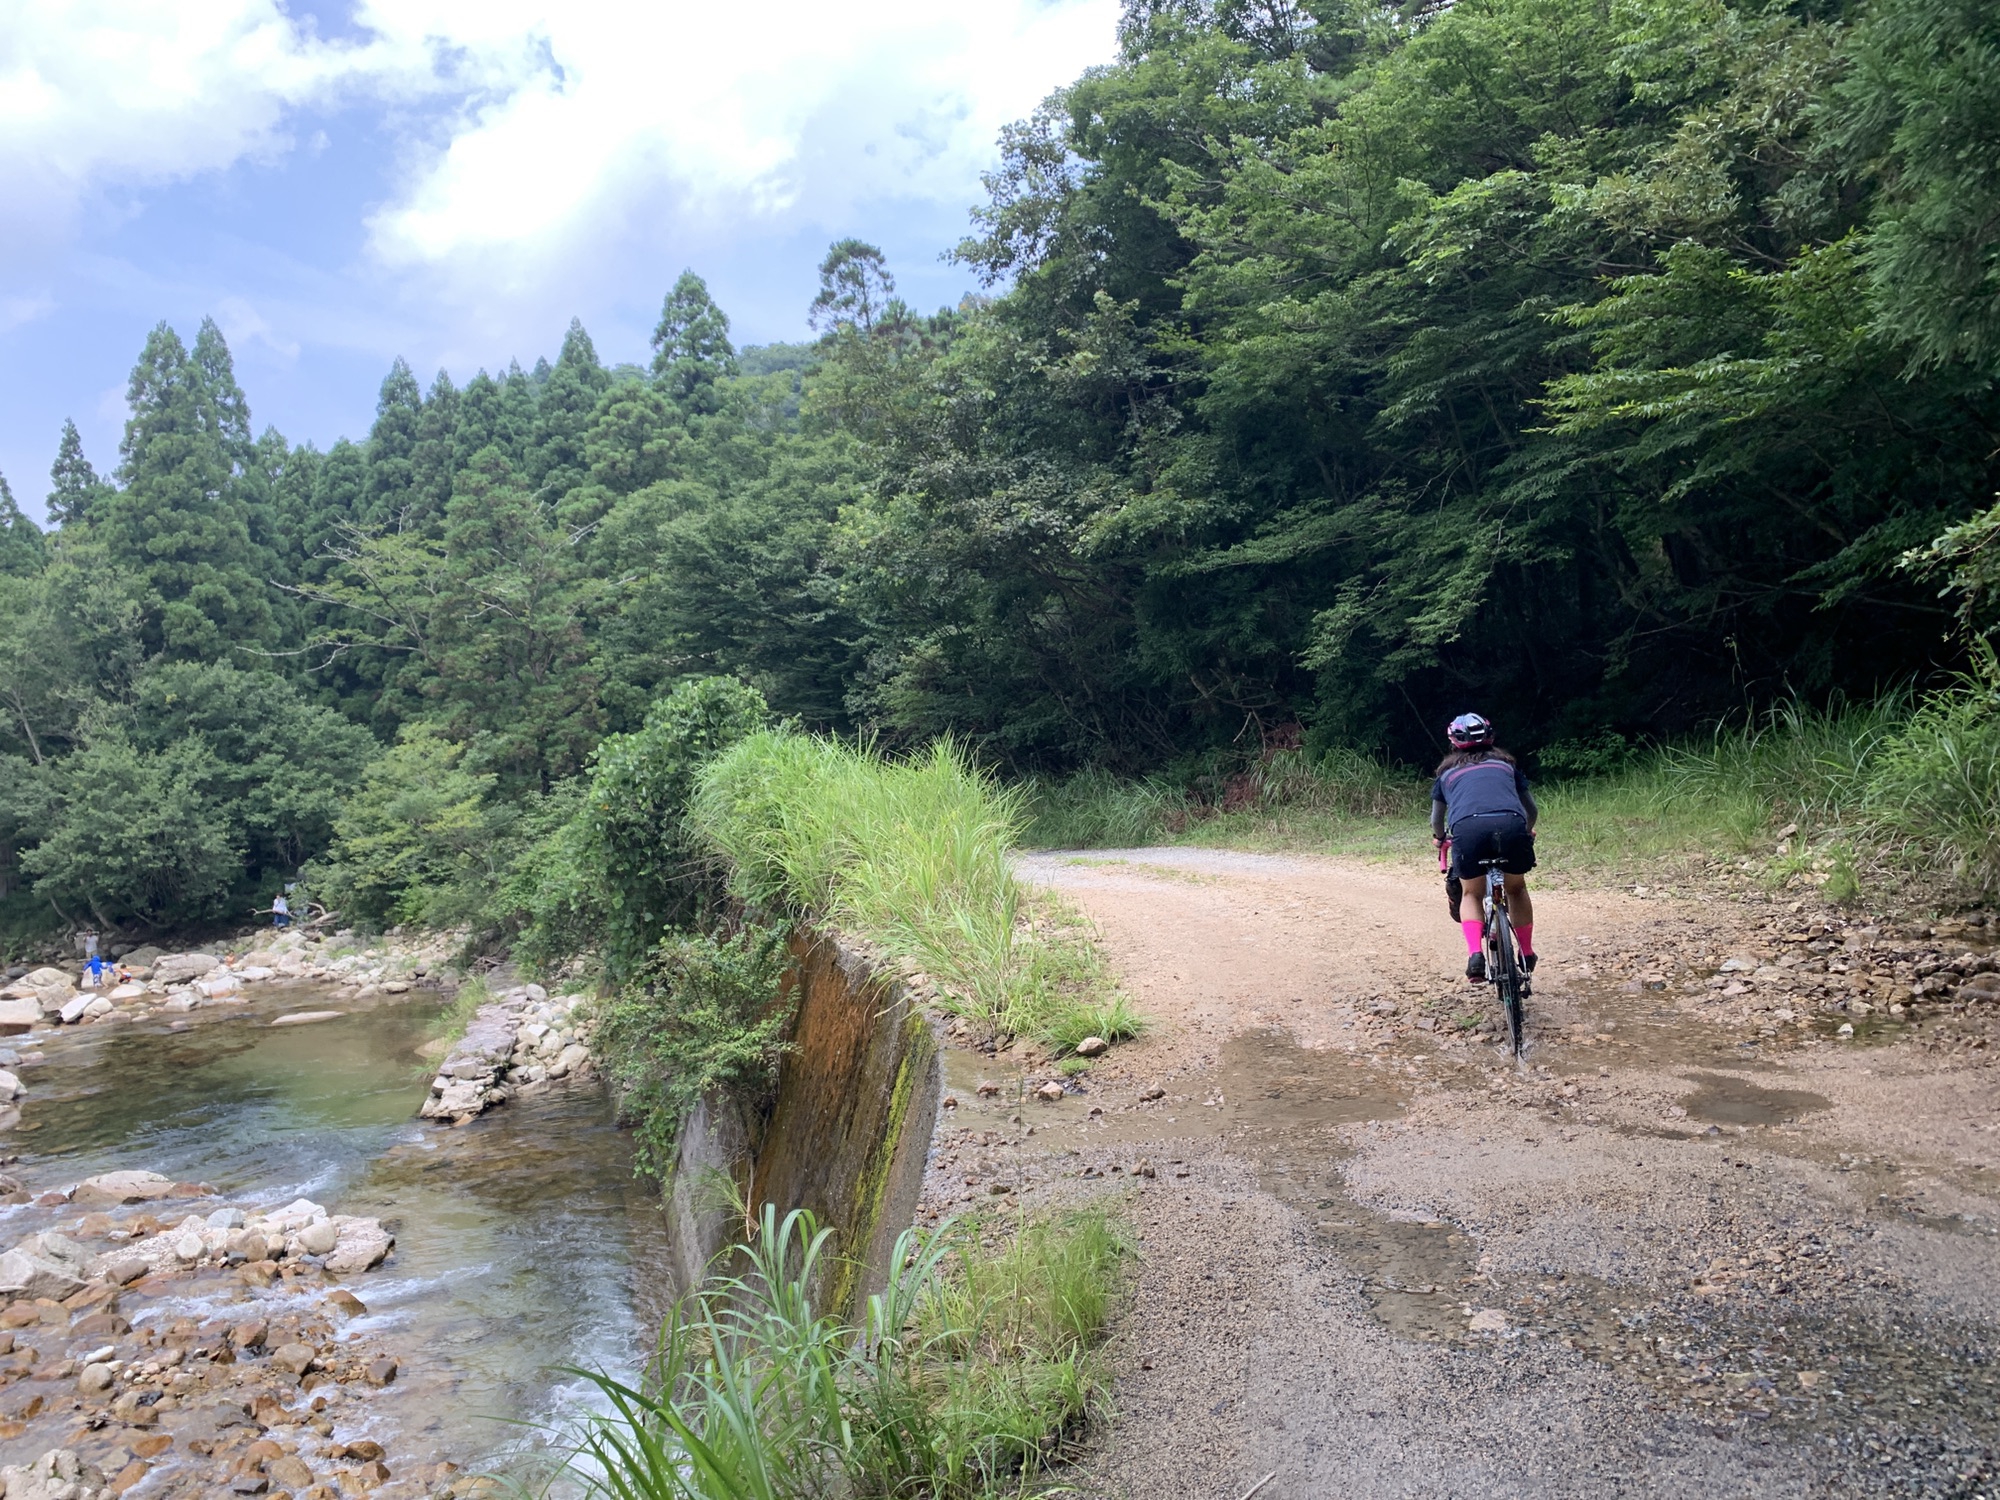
[1430,713,1537,983]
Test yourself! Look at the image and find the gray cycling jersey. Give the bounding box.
[1429,757,1537,839]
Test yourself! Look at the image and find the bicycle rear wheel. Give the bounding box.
[1489,908,1525,1057]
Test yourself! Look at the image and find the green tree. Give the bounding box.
[99,320,277,660]
[21,733,240,931]
[128,661,374,879]
[0,472,44,578]
[310,722,498,927]
[529,321,613,505]
[1828,0,2000,375]
[651,270,739,414]
[46,420,111,530]
[809,239,896,336]
[362,358,424,527]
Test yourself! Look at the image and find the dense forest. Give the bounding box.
[2,0,1997,941]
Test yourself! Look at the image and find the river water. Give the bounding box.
[0,985,669,1485]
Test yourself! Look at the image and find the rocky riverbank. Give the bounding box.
[419,984,595,1124]
[0,936,639,1500]
[0,930,465,1036]
[0,1171,425,1500]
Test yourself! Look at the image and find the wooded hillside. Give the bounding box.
[3,0,1997,935]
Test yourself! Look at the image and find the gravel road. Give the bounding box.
[920,848,2000,1499]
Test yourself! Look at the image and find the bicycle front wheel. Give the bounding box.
[1490,909,1525,1057]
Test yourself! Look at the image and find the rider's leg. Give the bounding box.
[1503,875,1535,962]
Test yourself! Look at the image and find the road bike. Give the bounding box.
[1441,839,1529,1058]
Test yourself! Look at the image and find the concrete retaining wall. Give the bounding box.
[664,929,942,1317]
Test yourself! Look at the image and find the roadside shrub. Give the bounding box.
[595,925,794,1180]
[690,732,1135,1049]
[521,676,769,982]
[558,1203,1126,1500]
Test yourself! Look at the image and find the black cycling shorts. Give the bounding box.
[1450,812,1536,879]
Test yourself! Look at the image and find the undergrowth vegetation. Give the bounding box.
[1022,681,2000,905]
[592,927,793,1181]
[559,1203,1127,1500]
[692,732,1139,1048]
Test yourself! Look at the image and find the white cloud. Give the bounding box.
[0,294,54,332]
[0,0,1119,294]
[216,294,300,362]
[0,2,424,266]
[356,0,1119,295]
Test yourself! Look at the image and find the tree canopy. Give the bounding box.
[5,0,1998,941]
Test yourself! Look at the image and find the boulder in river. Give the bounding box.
[152,953,218,985]
[0,1000,38,1034]
[271,1010,343,1027]
[324,1217,393,1273]
[73,1170,176,1207]
[20,968,74,1003]
[0,1231,93,1302]
[0,1448,113,1500]
[419,1004,521,1120]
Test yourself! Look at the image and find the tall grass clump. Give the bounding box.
[1534,697,1911,876]
[689,732,1137,1048]
[558,1203,1127,1500]
[1863,669,2000,896]
[1239,747,1423,819]
[1018,768,1183,849]
[1655,695,1907,829]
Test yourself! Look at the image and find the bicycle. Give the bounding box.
[1440,839,1530,1058]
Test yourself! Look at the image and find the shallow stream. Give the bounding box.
[0,986,668,1483]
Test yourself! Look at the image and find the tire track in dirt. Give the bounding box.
[916,848,2000,1499]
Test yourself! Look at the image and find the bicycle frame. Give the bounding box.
[1481,864,1527,1057]
[1441,838,1527,1056]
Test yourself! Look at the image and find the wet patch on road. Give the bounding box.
[1678,1072,1831,1126]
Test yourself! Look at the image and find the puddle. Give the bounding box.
[1215,1029,1407,1133]
[1679,1072,1831,1126]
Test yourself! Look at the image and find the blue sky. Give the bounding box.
[0,0,1121,522]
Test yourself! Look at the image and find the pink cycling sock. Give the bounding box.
[1460,919,1483,954]
[1516,923,1535,956]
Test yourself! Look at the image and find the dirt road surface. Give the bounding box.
[918,848,2000,1499]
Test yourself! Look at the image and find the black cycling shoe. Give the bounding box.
[1523,951,1538,973]
[1466,953,1487,983]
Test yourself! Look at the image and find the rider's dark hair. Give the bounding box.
[1435,745,1515,776]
